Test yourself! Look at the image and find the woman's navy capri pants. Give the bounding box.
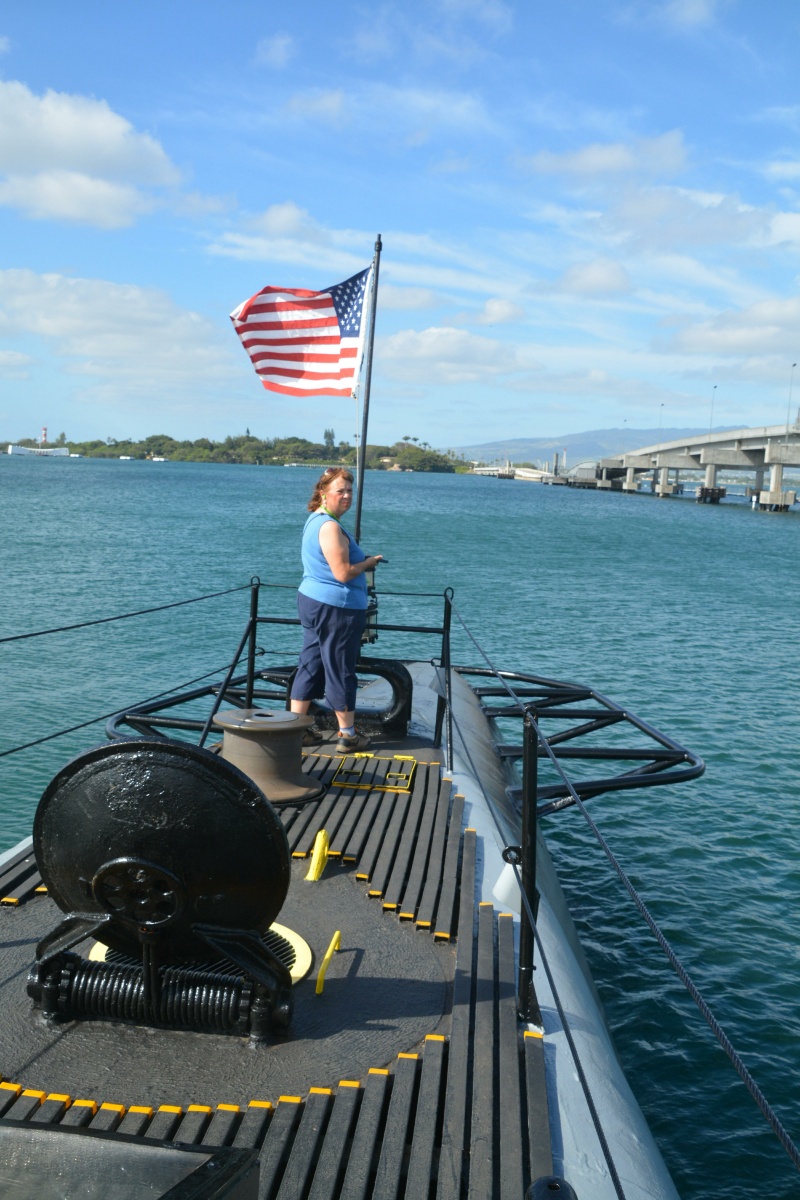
[291,593,366,713]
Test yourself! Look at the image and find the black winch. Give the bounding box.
[28,739,295,1041]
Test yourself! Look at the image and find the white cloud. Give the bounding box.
[0,79,179,227]
[295,82,497,139]
[380,285,442,310]
[0,171,155,228]
[532,142,635,175]
[379,326,529,384]
[473,297,526,323]
[352,24,395,60]
[247,201,330,243]
[0,349,31,377]
[209,202,368,278]
[376,85,494,134]
[763,160,800,182]
[262,80,495,145]
[606,186,765,250]
[211,214,510,299]
[666,298,800,356]
[768,213,800,245]
[210,206,507,299]
[408,20,510,67]
[660,0,728,28]
[529,130,686,178]
[0,269,237,401]
[505,366,667,399]
[524,201,604,241]
[431,154,472,174]
[642,253,763,307]
[521,94,633,140]
[349,2,510,73]
[558,259,631,295]
[622,0,730,30]
[208,232,360,275]
[285,89,346,124]
[173,190,235,217]
[255,34,294,69]
[437,0,513,32]
[756,106,800,133]
[0,80,177,183]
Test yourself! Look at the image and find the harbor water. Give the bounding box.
[1,455,798,1199]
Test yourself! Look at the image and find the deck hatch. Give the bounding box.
[330,754,417,794]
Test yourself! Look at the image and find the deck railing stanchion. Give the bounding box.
[197,620,255,748]
[244,576,260,709]
[433,589,451,752]
[442,590,454,771]
[518,711,538,1019]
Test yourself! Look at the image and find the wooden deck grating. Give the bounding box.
[0,844,43,906]
[280,755,463,937]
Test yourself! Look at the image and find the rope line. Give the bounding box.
[448,598,530,700]
[509,861,627,1200]
[556,773,800,1173]
[375,588,447,598]
[0,662,236,760]
[448,597,800,1174]
[0,585,250,645]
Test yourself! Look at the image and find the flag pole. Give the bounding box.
[354,234,382,544]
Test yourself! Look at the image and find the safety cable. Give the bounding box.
[0,584,250,645]
[376,588,448,598]
[508,858,627,1200]
[539,745,800,1174]
[0,661,238,760]
[448,597,800,1176]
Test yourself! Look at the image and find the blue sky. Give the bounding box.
[2,0,800,448]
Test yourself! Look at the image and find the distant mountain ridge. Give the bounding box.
[454,427,737,465]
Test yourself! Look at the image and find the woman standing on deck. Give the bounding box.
[290,467,382,753]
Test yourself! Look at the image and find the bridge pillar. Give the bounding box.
[622,466,638,492]
[656,466,674,498]
[754,467,765,492]
[758,463,797,510]
[704,463,717,488]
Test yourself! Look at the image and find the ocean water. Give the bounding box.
[1,455,799,1199]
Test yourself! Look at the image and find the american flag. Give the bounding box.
[230,268,371,397]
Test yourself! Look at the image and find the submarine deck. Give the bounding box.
[0,740,552,1199]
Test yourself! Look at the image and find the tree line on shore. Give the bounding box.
[8,430,470,472]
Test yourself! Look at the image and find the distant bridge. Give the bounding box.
[599,423,800,508]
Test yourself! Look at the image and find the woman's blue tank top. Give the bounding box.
[298,511,368,610]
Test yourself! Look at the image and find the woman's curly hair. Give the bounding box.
[307,467,354,512]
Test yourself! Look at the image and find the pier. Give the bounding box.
[471,463,517,479]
